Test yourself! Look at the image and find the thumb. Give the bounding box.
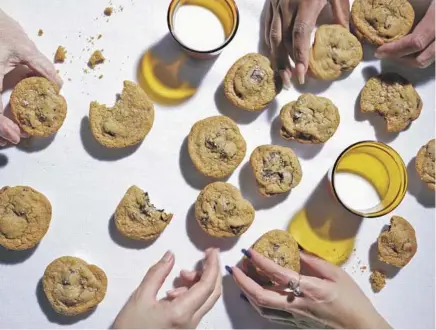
[137,251,175,300]
[300,251,342,281]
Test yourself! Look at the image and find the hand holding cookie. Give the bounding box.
[264,0,350,87]
[113,249,221,329]
[0,9,62,146]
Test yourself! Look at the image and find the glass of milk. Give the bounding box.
[167,0,239,58]
[329,141,408,217]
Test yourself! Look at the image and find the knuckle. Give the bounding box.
[293,22,308,40]
[171,308,189,327]
[412,35,427,51]
[252,291,267,307]
[270,28,281,44]
[415,57,432,68]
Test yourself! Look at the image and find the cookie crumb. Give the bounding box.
[54,46,66,63]
[83,68,89,74]
[98,75,103,79]
[38,29,44,36]
[370,270,386,293]
[88,50,105,69]
[360,265,367,271]
[104,7,113,16]
[97,34,103,39]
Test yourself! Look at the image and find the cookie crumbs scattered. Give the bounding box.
[370,270,386,293]
[68,78,72,82]
[99,74,104,79]
[83,68,89,74]
[38,29,44,36]
[97,34,102,39]
[360,265,367,271]
[88,50,105,68]
[104,7,113,16]
[54,46,66,63]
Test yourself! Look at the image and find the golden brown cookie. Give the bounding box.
[415,139,435,191]
[43,256,107,316]
[188,116,246,178]
[10,77,67,137]
[115,186,173,241]
[250,145,302,196]
[370,270,386,293]
[224,53,281,111]
[0,186,52,250]
[351,0,415,46]
[89,81,154,148]
[360,73,422,132]
[309,25,363,80]
[195,182,254,237]
[280,93,340,144]
[378,216,417,268]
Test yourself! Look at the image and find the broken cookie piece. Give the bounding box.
[38,29,44,36]
[54,46,66,63]
[195,182,254,238]
[370,270,386,293]
[89,80,154,148]
[104,7,113,16]
[88,50,105,69]
[250,145,302,196]
[415,139,436,191]
[115,186,173,241]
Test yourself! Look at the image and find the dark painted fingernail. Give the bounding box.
[241,248,252,259]
[240,292,249,302]
[225,265,233,275]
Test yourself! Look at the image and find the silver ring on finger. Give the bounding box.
[287,274,301,297]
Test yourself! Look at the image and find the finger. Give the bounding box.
[173,248,220,314]
[330,0,350,28]
[300,251,342,281]
[280,0,297,86]
[0,137,7,147]
[398,41,435,68]
[180,269,201,283]
[20,48,63,88]
[264,0,274,49]
[0,116,21,144]
[166,287,189,299]
[375,1,435,59]
[137,250,175,300]
[293,0,327,84]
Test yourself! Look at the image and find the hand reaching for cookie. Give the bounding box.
[375,0,435,68]
[113,249,222,329]
[0,9,62,146]
[264,0,350,87]
[227,249,391,329]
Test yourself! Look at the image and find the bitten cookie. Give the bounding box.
[188,116,246,178]
[10,77,67,137]
[195,182,254,238]
[378,216,417,268]
[250,145,302,196]
[360,73,422,132]
[415,139,435,191]
[280,93,340,144]
[89,81,154,148]
[309,25,363,80]
[351,0,415,45]
[43,256,107,316]
[115,185,173,241]
[0,186,52,250]
[224,53,281,111]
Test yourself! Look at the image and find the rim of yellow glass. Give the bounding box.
[167,0,239,54]
[331,140,408,218]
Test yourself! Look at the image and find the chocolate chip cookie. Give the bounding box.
[309,25,363,80]
[89,81,154,148]
[280,93,340,144]
[351,0,415,45]
[188,116,246,178]
[415,139,435,191]
[0,186,52,250]
[195,182,254,238]
[10,77,67,137]
[378,216,417,268]
[250,145,302,196]
[115,186,173,241]
[360,73,422,132]
[224,53,281,111]
[43,256,107,316]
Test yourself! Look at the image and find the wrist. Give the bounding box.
[349,312,391,329]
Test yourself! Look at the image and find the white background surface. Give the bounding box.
[0,0,434,328]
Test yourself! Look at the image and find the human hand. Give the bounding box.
[227,249,391,329]
[0,9,62,146]
[264,0,350,87]
[113,248,222,329]
[375,0,435,68]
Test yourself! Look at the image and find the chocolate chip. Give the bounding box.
[272,243,280,251]
[230,225,244,235]
[250,67,265,83]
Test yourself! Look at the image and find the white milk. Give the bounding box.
[173,5,226,51]
[334,172,381,211]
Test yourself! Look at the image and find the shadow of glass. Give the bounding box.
[407,157,435,208]
[238,162,290,210]
[36,278,95,325]
[368,242,400,279]
[185,204,238,251]
[0,153,8,167]
[136,33,218,106]
[270,116,324,160]
[80,117,141,161]
[0,245,37,264]
[108,215,157,250]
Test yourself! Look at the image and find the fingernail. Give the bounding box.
[296,63,305,85]
[241,249,252,259]
[280,70,291,90]
[240,292,249,302]
[162,250,173,262]
[225,265,233,275]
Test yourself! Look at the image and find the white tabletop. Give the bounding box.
[0,0,434,328]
